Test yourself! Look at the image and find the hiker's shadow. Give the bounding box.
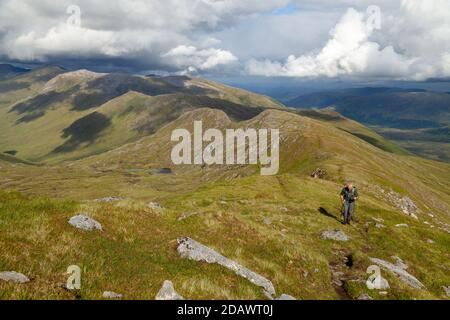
[318,207,342,223]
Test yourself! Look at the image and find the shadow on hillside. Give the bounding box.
[51,111,111,153]
[318,207,342,223]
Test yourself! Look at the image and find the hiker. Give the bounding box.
[340,182,358,225]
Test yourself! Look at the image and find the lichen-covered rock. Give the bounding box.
[155,280,184,300]
[0,271,30,283]
[177,237,276,297]
[321,230,349,241]
[68,214,102,231]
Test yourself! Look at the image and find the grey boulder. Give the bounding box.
[321,230,349,241]
[68,214,102,231]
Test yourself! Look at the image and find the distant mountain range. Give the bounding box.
[284,87,450,162]
[285,87,450,129]
[0,63,29,79]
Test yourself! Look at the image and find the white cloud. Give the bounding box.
[9,24,125,60]
[163,45,237,71]
[246,0,450,80]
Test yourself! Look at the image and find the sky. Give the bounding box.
[1,0,450,83]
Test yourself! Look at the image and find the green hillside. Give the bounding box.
[0,70,281,163]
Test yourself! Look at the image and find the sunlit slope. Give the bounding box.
[0,71,284,163]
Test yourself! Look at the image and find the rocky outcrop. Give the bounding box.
[155,280,184,300]
[68,214,102,231]
[177,237,276,297]
[0,271,30,283]
[321,230,349,241]
[370,257,424,289]
[368,186,420,219]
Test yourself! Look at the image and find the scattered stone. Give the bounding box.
[443,286,450,297]
[155,280,184,300]
[177,237,276,297]
[68,214,102,231]
[219,201,227,205]
[321,230,349,241]
[379,291,388,296]
[358,293,373,300]
[102,291,123,299]
[94,196,124,203]
[395,223,408,228]
[276,294,296,300]
[148,202,163,210]
[426,239,434,244]
[263,218,272,225]
[0,271,30,283]
[370,257,424,289]
[178,212,197,221]
[280,207,289,213]
[375,223,385,229]
[372,217,384,223]
[303,271,309,278]
[311,168,327,179]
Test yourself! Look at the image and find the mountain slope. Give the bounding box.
[0,107,449,300]
[0,71,281,163]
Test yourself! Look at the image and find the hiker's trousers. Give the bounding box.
[343,201,355,223]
